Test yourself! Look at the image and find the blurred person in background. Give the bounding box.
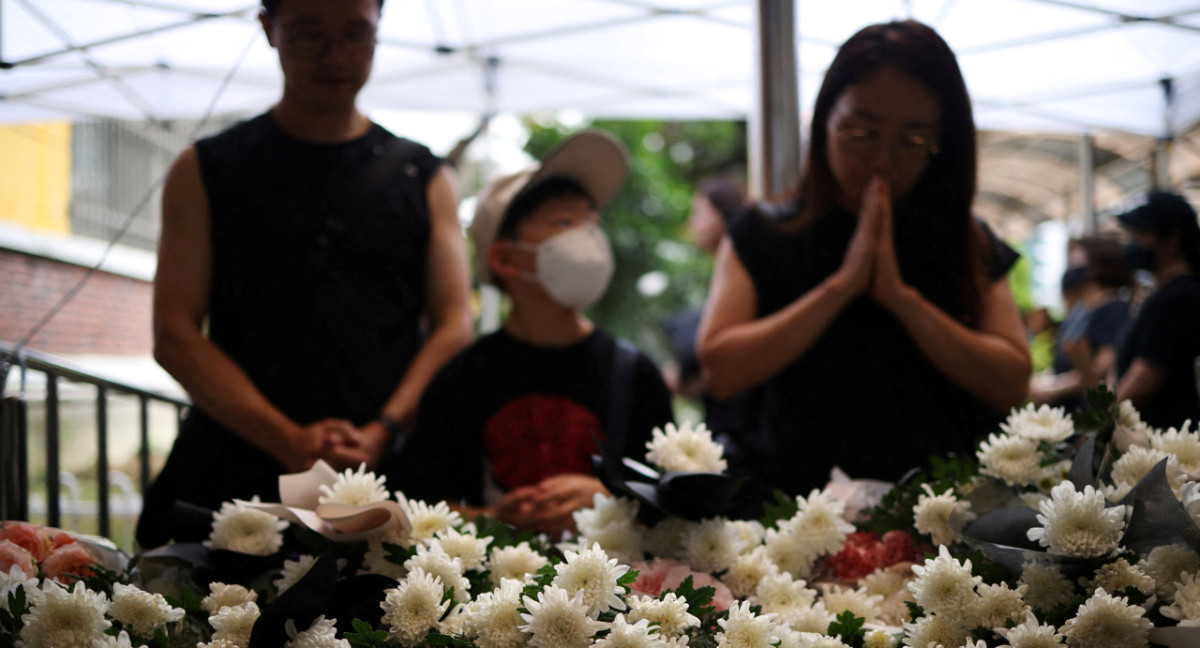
[1115,192,1200,428]
[1029,236,1131,411]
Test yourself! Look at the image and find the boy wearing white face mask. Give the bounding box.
[391,130,675,536]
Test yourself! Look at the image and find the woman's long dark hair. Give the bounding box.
[790,20,986,323]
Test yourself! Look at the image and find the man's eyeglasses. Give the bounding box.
[280,26,377,58]
[834,126,940,162]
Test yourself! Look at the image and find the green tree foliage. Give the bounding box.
[522,119,747,361]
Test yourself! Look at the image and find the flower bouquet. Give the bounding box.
[4,389,1200,648]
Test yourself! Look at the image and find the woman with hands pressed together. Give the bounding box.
[698,20,1030,495]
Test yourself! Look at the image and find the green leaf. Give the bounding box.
[759,490,799,529]
[344,617,389,647]
[664,575,717,619]
[826,610,866,642]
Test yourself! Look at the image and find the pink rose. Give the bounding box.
[0,522,52,562]
[0,539,36,577]
[629,558,734,611]
[40,542,96,583]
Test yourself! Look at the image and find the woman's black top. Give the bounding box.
[727,200,1018,494]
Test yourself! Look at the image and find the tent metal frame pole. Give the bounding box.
[1078,133,1095,233]
[750,0,801,200]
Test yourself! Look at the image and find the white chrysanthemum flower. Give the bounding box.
[0,563,39,600]
[643,517,693,561]
[595,522,647,567]
[1059,588,1153,648]
[209,601,261,646]
[764,526,815,580]
[206,497,288,555]
[1002,403,1075,442]
[728,520,765,547]
[716,600,778,648]
[318,463,388,506]
[786,489,855,559]
[753,570,817,612]
[864,628,899,648]
[466,578,529,648]
[907,545,982,619]
[575,493,641,537]
[862,563,918,627]
[439,601,471,636]
[488,541,550,587]
[1038,459,1073,492]
[553,542,629,617]
[381,567,451,646]
[1019,561,1076,613]
[680,517,747,574]
[363,527,408,580]
[975,581,1028,630]
[405,498,463,545]
[1019,491,1049,510]
[776,600,836,634]
[791,632,852,648]
[977,432,1043,485]
[1080,557,1154,597]
[995,609,1064,648]
[1143,543,1200,601]
[645,421,727,473]
[593,613,669,648]
[1160,572,1200,626]
[95,629,136,648]
[1109,445,1185,496]
[197,639,241,648]
[285,614,348,648]
[19,581,110,648]
[520,585,608,648]
[109,582,185,637]
[725,546,779,599]
[202,582,258,615]
[404,542,471,604]
[1027,481,1126,557]
[901,613,968,648]
[818,583,884,626]
[1151,421,1200,473]
[626,593,700,638]
[274,554,320,594]
[913,484,969,547]
[431,527,492,571]
[1117,400,1145,431]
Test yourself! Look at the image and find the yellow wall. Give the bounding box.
[0,123,72,234]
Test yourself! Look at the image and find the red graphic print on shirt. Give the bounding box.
[483,393,606,490]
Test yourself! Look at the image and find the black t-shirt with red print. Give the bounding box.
[390,328,674,507]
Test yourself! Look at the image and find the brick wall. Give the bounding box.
[0,249,152,356]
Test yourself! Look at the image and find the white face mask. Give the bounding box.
[513,223,614,309]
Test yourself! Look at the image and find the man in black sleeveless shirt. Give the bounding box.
[137,0,473,547]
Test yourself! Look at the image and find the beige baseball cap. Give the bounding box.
[469,129,629,284]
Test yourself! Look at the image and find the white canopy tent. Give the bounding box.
[2,0,1200,219]
[3,1,1199,133]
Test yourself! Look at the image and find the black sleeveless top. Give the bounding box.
[137,113,441,547]
[196,112,439,426]
[727,200,1019,495]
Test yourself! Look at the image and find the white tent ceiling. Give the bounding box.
[3,0,1200,138]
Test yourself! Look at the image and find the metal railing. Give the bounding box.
[1,340,190,539]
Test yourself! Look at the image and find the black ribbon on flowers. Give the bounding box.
[1119,458,1200,555]
[249,548,395,647]
[589,451,769,524]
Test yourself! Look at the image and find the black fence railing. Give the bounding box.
[0,340,189,541]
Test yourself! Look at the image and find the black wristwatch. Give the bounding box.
[378,414,408,452]
[378,414,403,439]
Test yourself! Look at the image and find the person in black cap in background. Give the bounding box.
[393,131,674,537]
[1115,191,1200,428]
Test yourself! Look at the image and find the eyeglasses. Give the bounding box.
[279,25,377,58]
[834,126,940,162]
